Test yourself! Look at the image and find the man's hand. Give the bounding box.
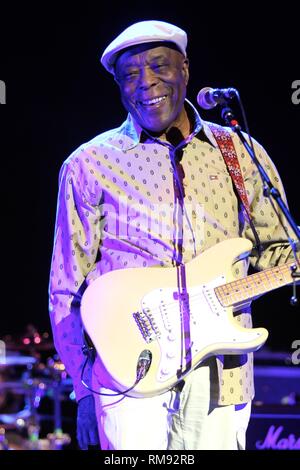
[77,394,100,450]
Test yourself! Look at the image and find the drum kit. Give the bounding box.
[0,325,73,450]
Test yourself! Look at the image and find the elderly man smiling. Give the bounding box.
[49,20,295,450]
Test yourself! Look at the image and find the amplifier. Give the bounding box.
[254,365,300,404]
[248,359,300,450]
[247,404,300,450]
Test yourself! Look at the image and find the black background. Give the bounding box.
[0,2,299,352]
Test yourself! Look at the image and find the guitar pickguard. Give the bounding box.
[140,276,228,383]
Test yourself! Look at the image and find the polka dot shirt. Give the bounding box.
[49,100,293,403]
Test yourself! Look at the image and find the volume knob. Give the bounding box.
[167,332,176,341]
[161,367,170,376]
[166,350,175,359]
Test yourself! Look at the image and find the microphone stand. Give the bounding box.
[218,102,300,304]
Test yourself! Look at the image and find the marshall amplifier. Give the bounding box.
[246,359,300,450]
[253,364,300,405]
[247,404,300,450]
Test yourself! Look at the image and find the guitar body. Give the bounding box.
[81,238,269,397]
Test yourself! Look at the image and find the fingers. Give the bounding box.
[77,424,100,450]
[77,427,88,450]
[88,425,100,447]
[77,396,100,450]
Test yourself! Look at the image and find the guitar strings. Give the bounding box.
[137,262,292,318]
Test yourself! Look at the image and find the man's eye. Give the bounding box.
[154,64,168,70]
[125,71,139,79]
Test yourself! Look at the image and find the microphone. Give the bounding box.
[197,86,238,110]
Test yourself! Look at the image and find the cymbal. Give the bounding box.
[0,381,35,392]
[2,432,30,450]
[0,356,36,366]
[0,409,31,425]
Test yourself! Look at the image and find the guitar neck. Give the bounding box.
[215,262,295,308]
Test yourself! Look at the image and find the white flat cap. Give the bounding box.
[100,20,187,74]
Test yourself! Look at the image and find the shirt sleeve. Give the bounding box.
[48,158,102,402]
[242,140,297,270]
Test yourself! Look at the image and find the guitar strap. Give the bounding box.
[207,122,262,254]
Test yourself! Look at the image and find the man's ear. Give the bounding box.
[182,58,189,85]
[113,73,120,85]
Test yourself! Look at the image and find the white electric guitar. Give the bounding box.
[81,237,297,398]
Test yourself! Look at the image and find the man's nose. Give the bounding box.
[138,67,158,89]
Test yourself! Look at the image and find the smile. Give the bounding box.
[138,95,167,107]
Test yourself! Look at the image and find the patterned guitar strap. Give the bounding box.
[207,122,262,254]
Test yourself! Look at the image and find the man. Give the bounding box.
[49,20,296,450]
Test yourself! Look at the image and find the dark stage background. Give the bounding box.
[1,3,299,354]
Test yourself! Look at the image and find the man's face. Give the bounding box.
[114,44,189,134]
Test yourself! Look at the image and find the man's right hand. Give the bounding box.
[77,394,100,450]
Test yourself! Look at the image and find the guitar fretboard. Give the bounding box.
[215,263,295,307]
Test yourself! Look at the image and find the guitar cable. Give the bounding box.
[80,345,152,397]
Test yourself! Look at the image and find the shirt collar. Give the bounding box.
[119,98,217,151]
